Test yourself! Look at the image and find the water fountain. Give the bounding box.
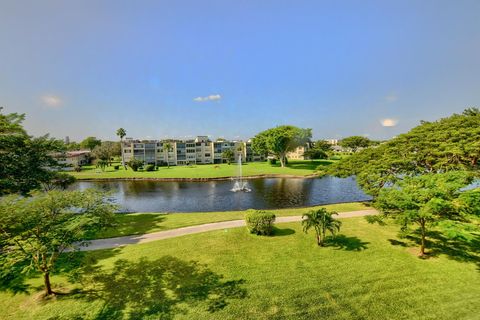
[231,154,251,192]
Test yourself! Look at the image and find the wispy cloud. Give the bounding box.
[380,118,398,127]
[385,93,398,103]
[193,94,221,102]
[41,95,63,108]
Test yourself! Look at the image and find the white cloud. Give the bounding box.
[41,95,62,108]
[193,94,222,102]
[385,94,398,103]
[380,118,398,127]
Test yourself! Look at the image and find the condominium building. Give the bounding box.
[122,136,266,166]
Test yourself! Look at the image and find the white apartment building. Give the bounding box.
[122,136,265,166]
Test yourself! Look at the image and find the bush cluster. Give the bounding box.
[245,210,276,235]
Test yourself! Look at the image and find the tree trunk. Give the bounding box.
[279,153,286,167]
[44,272,53,296]
[316,234,321,246]
[419,219,426,257]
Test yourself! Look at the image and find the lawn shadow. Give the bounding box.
[325,235,369,251]
[63,255,247,319]
[389,231,480,269]
[91,213,167,239]
[273,227,296,237]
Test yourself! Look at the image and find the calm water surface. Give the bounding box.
[72,176,372,212]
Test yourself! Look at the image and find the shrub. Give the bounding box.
[269,159,277,165]
[74,165,82,172]
[145,164,155,171]
[113,165,120,170]
[128,159,143,172]
[245,210,276,235]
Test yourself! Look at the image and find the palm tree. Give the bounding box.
[116,128,127,168]
[163,141,172,168]
[302,208,341,246]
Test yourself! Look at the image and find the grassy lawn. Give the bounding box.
[92,202,371,239]
[2,217,479,319]
[68,160,332,180]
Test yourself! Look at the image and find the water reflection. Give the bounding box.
[71,176,371,213]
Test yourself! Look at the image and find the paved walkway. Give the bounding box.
[78,209,378,251]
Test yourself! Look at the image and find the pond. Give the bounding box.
[72,176,372,213]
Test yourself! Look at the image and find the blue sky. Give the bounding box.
[1,0,479,141]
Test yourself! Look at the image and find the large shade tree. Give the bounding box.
[92,141,121,166]
[339,136,371,152]
[375,171,475,256]
[0,190,116,296]
[80,136,101,151]
[0,108,64,195]
[328,108,480,196]
[252,125,312,167]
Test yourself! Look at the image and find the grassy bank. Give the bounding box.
[2,217,479,319]
[93,202,370,239]
[69,160,331,180]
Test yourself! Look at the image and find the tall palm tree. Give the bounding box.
[302,208,341,246]
[116,128,126,168]
[163,141,172,168]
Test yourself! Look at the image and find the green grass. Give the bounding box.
[69,160,332,180]
[92,202,371,239]
[2,217,479,319]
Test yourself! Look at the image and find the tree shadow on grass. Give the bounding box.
[389,231,480,269]
[273,227,295,237]
[63,255,247,319]
[325,235,369,251]
[90,213,167,239]
[0,249,123,295]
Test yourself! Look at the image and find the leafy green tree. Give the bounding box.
[252,125,312,167]
[302,208,342,246]
[0,190,116,296]
[328,109,480,196]
[339,136,371,152]
[80,136,101,151]
[92,141,121,165]
[65,141,81,151]
[0,108,64,195]
[222,149,235,165]
[375,171,474,256]
[163,141,172,168]
[116,128,127,167]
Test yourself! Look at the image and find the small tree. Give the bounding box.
[222,149,235,165]
[0,190,116,296]
[128,158,143,172]
[375,171,473,256]
[302,208,341,246]
[245,211,276,235]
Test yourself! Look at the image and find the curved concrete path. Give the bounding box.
[78,209,378,251]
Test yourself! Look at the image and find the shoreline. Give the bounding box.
[72,173,321,182]
[114,199,373,214]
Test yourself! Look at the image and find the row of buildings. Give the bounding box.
[121,136,308,166]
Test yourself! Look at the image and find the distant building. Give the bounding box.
[56,150,91,170]
[122,136,265,166]
[64,136,70,144]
